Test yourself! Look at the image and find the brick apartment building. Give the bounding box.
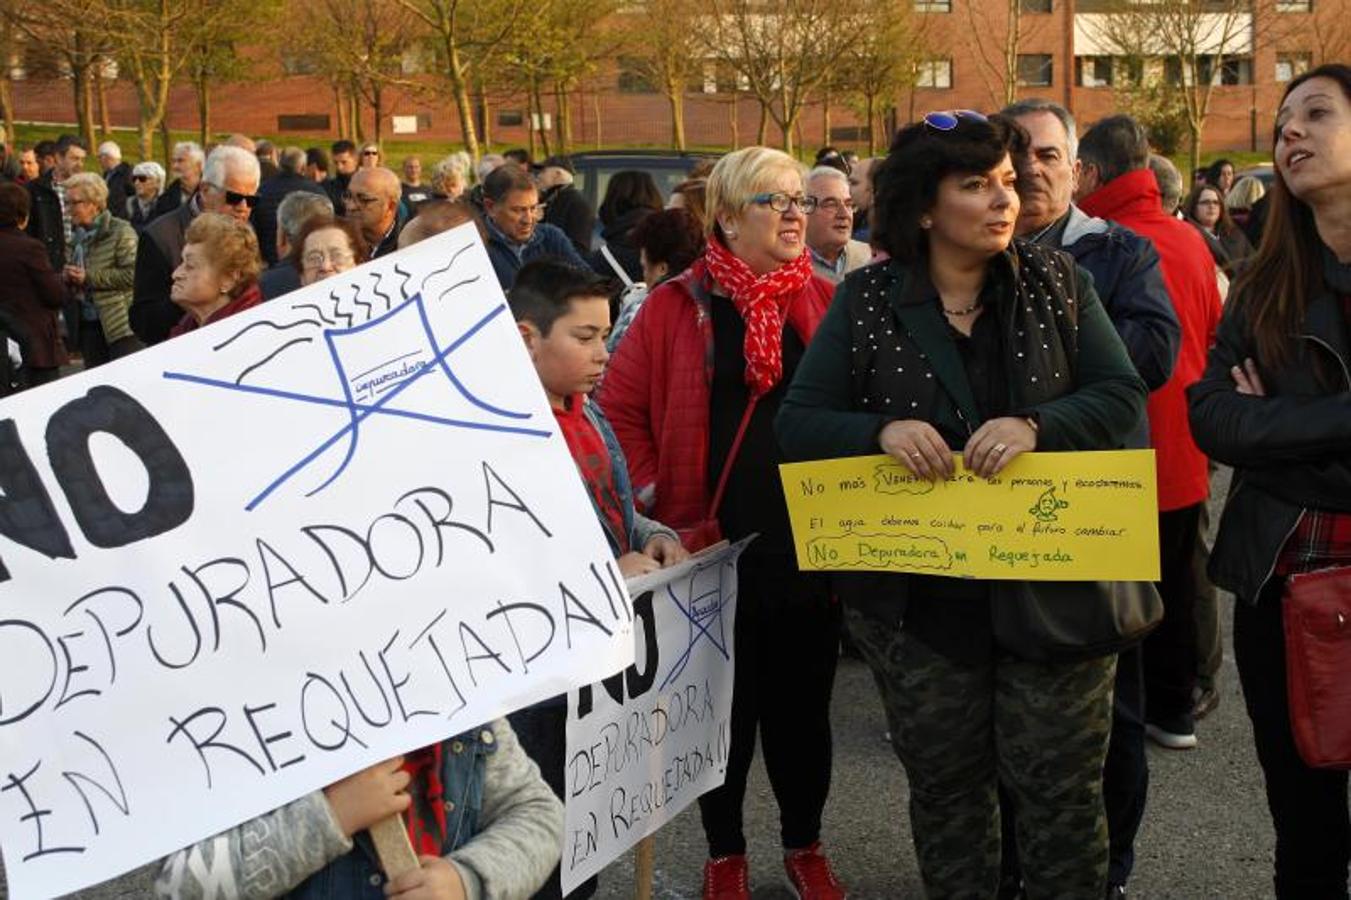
[7,0,1342,157]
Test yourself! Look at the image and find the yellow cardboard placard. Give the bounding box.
[779,450,1160,581]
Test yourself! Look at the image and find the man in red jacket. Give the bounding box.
[1076,116,1223,751]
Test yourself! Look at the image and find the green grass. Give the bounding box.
[13,122,1271,177]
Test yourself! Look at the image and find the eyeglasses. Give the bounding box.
[748,192,818,214]
[922,109,988,132]
[302,249,356,270]
[360,149,380,157]
[811,196,855,214]
[209,183,259,208]
[132,174,151,183]
[343,191,382,208]
[1195,198,1222,206]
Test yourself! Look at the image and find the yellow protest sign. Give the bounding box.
[779,450,1160,581]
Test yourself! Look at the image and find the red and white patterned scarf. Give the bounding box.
[703,235,815,397]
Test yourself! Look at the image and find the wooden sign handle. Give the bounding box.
[634,835,656,900]
[369,813,421,879]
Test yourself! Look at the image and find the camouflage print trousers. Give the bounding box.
[845,607,1116,900]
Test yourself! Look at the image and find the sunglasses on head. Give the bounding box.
[922,109,988,132]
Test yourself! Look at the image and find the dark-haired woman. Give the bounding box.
[776,112,1146,895]
[1183,183,1253,277]
[1188,63,1351,899]
[607,207,705,352]
[589,170,662,283]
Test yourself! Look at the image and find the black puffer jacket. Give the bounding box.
[1187,250,1351,603]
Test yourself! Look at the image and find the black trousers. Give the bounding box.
[79,321,143,369]
[1235,584,1350,899]
[1144,504,1203,723]
[697,559,840,857]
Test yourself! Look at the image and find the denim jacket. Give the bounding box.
[579,396,678,557]
[286,728,497,900]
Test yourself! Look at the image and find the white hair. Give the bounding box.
[131,160,166,188]
[807,166,849,189]
[97,141,122,159]
[203,145,261,189]
[173,141,205,169]
[476,153,505,184]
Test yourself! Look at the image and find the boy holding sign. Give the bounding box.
[508,259,688,899]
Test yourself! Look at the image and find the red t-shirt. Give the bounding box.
[553,394,629,554]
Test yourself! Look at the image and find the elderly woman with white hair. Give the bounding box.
[597,146,845,900]
[127,161,166,233]
[62,172,143,366]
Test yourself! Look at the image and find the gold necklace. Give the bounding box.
[941,299,982,316]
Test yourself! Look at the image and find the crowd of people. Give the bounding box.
[0,61,1348,900]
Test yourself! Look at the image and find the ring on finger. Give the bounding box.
[910,451,922,459]
[993,442,1007,454]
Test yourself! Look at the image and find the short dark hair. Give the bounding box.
[540,154,574,174]
[0,182,31,227]
[1077,115,1149,186]
[632,208,705,283]
[503,148,531,167]
[289,215,370,273]
[483,163,535,203]
[55,134,86,155]
[509,260,613,336]
[306,147,330,173]
[872,113,1028,264]
[331,139,357,156]
[598,171,662,227]
[34,141,57,160]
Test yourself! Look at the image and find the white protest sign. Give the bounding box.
[561,540,746,894]
[0,225,634,900]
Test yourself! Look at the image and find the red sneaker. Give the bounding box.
[702,854,750,900]
[783,842,846,900]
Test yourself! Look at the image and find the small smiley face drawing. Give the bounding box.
[1030,487,1070,522]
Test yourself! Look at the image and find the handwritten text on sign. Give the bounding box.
[780,451,1159,581]
[561,541,745,893]
[0,225,633,900]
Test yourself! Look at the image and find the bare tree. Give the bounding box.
[3,0,110,145]
[837,0,933,154]
[612,0,703,150]
[390,0,521,160]
[696,0,861,154]
[966,0,1052,108]
[185,0,281,146]
[1309,1,1351,65]
[1081,0,1291,177]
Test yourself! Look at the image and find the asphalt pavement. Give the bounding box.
[3,471,1287,898]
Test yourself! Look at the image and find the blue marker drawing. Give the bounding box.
[659,559,735,691]
[164,289,549,511]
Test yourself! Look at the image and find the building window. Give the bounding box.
[1275,52,1312,82]
[1275,0,1311,10]
[1198,55,1252,85]
[277,114,331,131]
[280,52,319,76]
[917,58,954,89]
[1076,56,1113,87]
[914,0,951,11]
[1021,0,1052,11]
[498,110,524,127]
[617,57,656,93]
[1017,54,1053,87]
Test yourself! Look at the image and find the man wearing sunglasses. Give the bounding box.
[131,145,261,345]
[344,166,404,259]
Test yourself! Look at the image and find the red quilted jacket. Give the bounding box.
[596,257,833,534]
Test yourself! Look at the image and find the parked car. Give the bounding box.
[1234,163,1275,188]
[567,150,718,211]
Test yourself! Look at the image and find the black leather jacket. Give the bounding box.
[1188,250,1351,603]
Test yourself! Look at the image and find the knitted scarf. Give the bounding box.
[703,235,815,397]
